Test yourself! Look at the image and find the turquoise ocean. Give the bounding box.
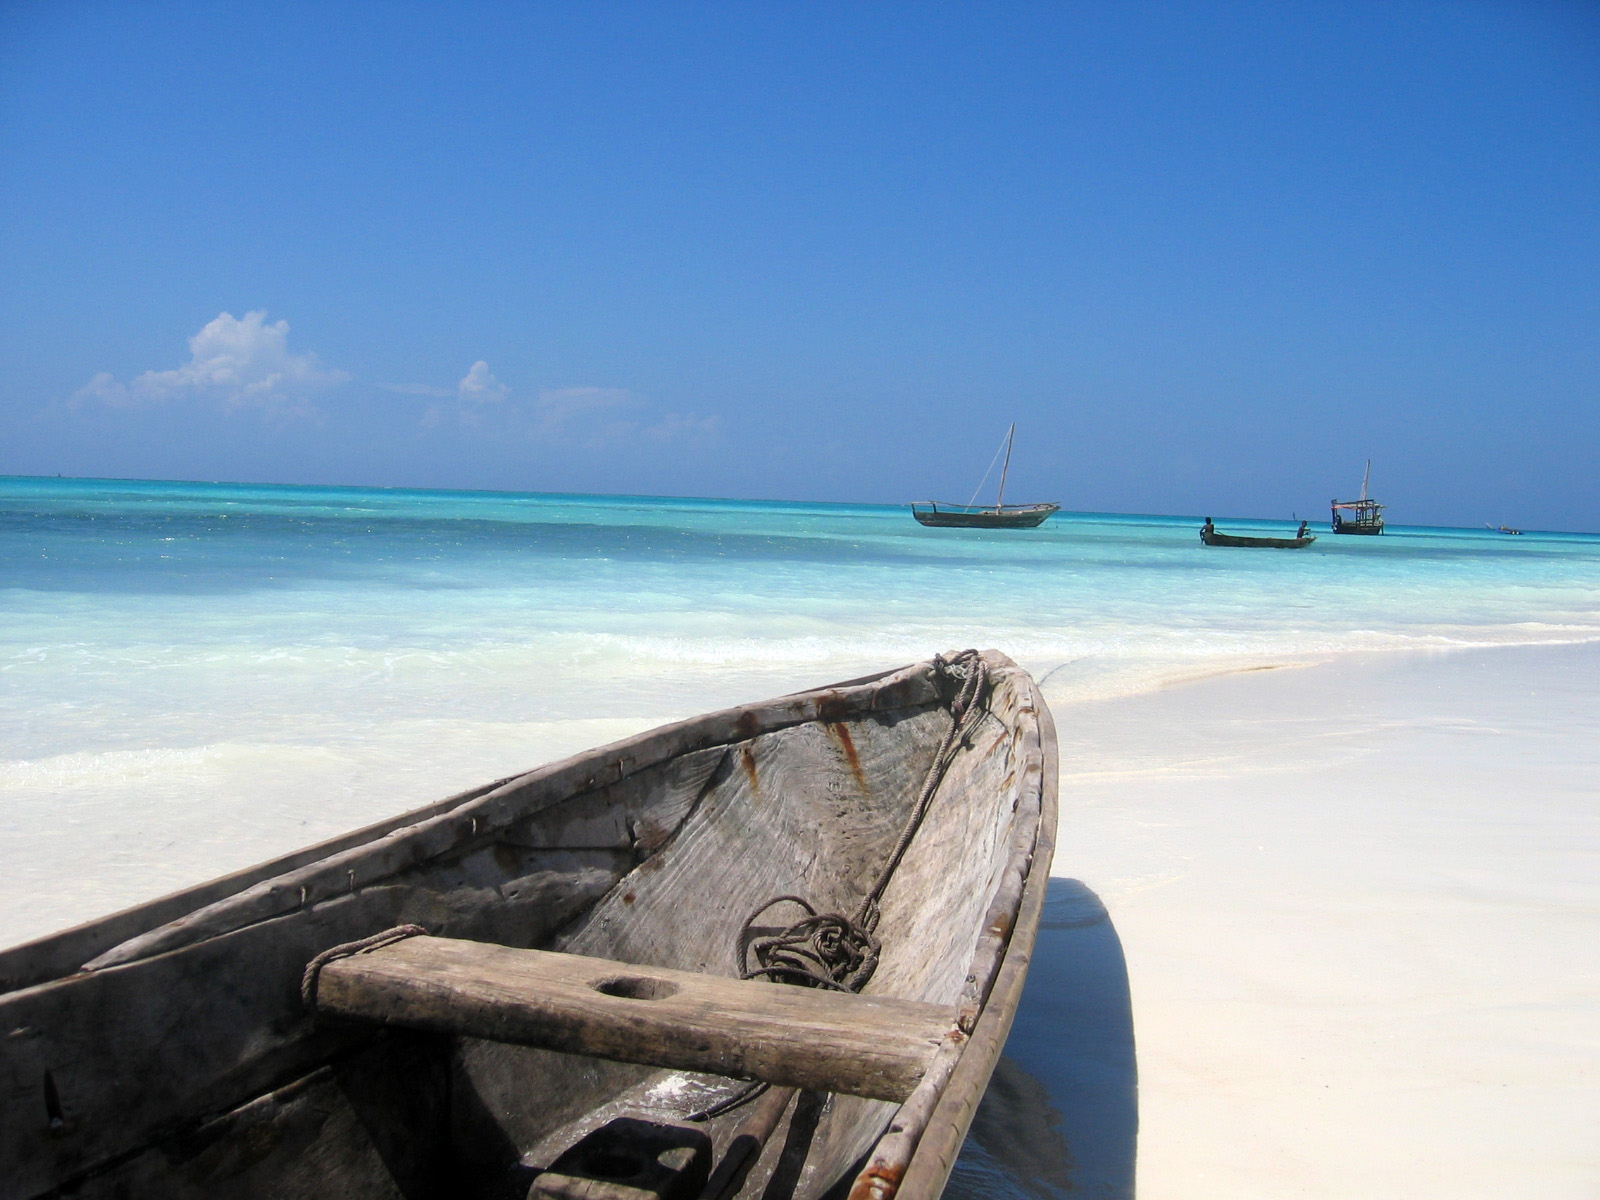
[5,475,1599,1195]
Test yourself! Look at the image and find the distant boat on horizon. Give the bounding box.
[1332,460,1385,535]
[912,423,1060,529]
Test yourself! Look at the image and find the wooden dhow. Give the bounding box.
[912,424,1060,529]
[0,651,1056,1200]
[1331,459,1385,535]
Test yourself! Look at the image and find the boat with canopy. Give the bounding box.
[1331,460,1385,535]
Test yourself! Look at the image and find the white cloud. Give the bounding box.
[459,360,510,404]
[414,369,719,450]
[72,311,347,412]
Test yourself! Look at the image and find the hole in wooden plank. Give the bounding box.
[592,975,678,1001]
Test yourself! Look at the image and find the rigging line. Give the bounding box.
[965,428,1012,509]
[1035,656,1089,688]
[996,422,1015,510]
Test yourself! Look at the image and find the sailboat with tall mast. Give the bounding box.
[1331,459,1386,534]
[912,423,1061,529]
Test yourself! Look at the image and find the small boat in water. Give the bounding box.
[912,501,1060,529]
[1199,518,1316,549]
[0,652,1056,1200]
[1331,460,1385,535]
[1487,524,1524,536]
[912,424,1060,528]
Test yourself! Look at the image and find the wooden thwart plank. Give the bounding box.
[314,937,959,1102]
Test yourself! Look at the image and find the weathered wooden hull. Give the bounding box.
[910,504,1059,529]
[1200,529,1317,548]
[0,653,1056,1200]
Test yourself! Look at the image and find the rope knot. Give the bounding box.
[741,898,881,993]
[934,648,987,722]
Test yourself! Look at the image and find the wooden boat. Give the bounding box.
[1331,460,1385,535]
[912,424,1060,529]
[1200,521,1316,549]
[0,651,1056,1200]
[910,502,1059,529]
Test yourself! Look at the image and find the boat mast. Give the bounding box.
[1361,459,1371,502]
[996,423,1015,510]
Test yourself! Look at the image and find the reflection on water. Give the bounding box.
[945,879,1137,1198]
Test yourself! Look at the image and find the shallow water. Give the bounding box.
[3,476,1598,1194]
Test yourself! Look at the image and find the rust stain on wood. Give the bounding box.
[823,721,869,797]
[816,691,851,724]
[739,744,760,794]
[848,1162,903,1199]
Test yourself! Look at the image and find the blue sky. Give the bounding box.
[2,1,1596,529]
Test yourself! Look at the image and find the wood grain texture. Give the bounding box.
[785,653,1045,1198]
[843,660,1054,1199]
[891,678,1060,1199]
[316,938,957,1102]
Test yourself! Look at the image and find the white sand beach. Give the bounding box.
[8,639,1596,1198]
[1040,641,1599,1198]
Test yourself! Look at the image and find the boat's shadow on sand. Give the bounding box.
[944,878,1137,1199]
